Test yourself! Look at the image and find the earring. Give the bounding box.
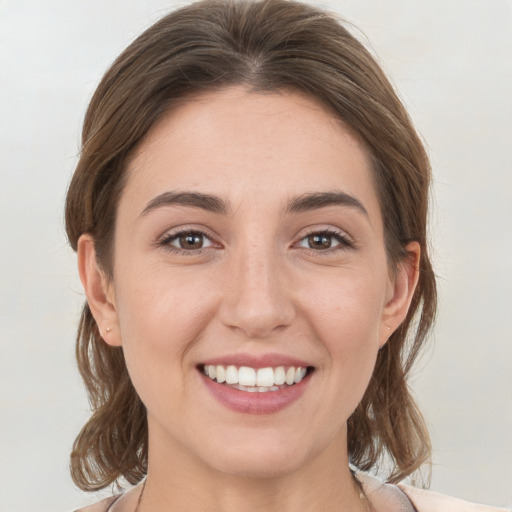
[379,324,393,351]
[105,327,112,333]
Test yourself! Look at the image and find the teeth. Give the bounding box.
[232,384,280,392]
[216,365,226,383]
[285,367,295,385]
[226,365,238,385]
[294,367,307,383]
[274,366,286,385]
[239,366,256,386]
[202,364,309,390]
[256,367,274,387]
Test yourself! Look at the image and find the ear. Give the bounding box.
[77,234,122,347]
[379,241,420,348]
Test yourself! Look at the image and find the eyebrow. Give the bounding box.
[140,191,229,217]
[139,190,368,217]
[285,191,368,217]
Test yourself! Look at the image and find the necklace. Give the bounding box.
[134,479,146,512]
[353,472,375,512]
[359,488,374,512]
[133,476,373,512]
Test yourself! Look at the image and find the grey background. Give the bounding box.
[0,1,511,510]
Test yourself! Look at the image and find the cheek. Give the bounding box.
[303,268,386,346]
[112,264,218,398]
[300,268,385,396]
[115,262,215,343]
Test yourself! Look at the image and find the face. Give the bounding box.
[81,87,416,479]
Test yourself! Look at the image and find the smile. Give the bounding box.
[202,365,309,392]
[199,360,314,414]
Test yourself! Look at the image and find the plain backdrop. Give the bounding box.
[0,1,511,510]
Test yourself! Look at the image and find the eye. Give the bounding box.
[161,230,216,252]
[296,229,353,251]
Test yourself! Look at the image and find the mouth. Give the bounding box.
[200,364,314,393]
[198,361,314,414]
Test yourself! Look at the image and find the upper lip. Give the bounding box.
[200,353,312,369]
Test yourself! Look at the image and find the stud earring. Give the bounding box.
[105,327,112,333]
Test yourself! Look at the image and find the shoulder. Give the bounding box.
[398,483,510,512]
[73,494,121,512]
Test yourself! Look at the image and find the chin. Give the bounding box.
[195,428,321,480]
[208,448,306,480]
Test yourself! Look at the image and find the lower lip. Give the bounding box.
[200,372,311,415]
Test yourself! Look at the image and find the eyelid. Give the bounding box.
[293,226,355,252]
[157,225,222,254]
[155,224,355,256]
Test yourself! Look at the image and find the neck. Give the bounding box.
[140,421,366,512]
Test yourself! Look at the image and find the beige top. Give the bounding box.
[398,484,510,512]
[74,475,510,512]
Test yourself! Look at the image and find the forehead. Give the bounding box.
[123,87,380,222]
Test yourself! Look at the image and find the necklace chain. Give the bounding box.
[133,476,373,512]
[359,489,374,512]
[134,479,146,512]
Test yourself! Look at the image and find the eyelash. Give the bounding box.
[158,228,354,256]
[158,229,218,256]
[296,228,354,255]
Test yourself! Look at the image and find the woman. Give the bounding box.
[66,0,507,511]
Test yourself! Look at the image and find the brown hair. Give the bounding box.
[66,0,436,491]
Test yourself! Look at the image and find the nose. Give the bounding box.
[218,242,296,339]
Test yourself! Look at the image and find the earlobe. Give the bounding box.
[379,241,421,347]
[77,234,122,347]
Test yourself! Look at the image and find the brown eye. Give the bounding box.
[179,232,205,249]
[162,230,215,252]
[296,230,352,252]
[307,234,333,249]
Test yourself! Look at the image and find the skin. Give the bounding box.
[78,87,419,512]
